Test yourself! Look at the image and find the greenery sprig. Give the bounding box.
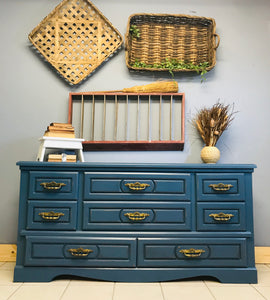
[129,25,140,38]
[132,58,209,82]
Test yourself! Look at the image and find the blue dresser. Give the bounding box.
[14,162,257,283]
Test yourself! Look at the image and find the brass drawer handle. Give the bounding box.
[39,211,64,220]
[124,212,150,221]
[68,247,93,257]
[209,183,233,191]
[180,248,205,258]
[209,212,234,221]
[125,182,150,191]
[40,181,66,190]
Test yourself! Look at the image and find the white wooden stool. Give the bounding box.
[37,137,85,162]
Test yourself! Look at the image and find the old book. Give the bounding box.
[48,154,62,159]
[64,154,77,162]
[48,154,77,162]
[48,154,61,162]
[66,158,76,162]
[50,123,73,128]
[48,159,62,162]
[44,131,75,138]
[47,126,75,132]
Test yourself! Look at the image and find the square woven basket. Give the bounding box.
[125,14,220,73]
[29,0,123,85]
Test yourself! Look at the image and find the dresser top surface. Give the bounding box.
[17,161,256,172]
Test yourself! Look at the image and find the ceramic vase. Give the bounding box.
[200,146,220,164]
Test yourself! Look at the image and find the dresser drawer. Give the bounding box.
[25,236,136,267]
[137,238,247,267]
[29,171,78,200]
[196,173,245,201]
[197,203,246,231]
[26,201,77,230]
[82,202,191,231]
[84,172,191,201]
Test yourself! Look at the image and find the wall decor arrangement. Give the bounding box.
[193,103,236,163]
[125,14,220,80]
[28,0,123,85]
[12,0,259,286]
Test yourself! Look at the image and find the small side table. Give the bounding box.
[37,137,85,162]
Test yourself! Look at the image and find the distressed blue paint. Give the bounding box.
[14,162,257,283]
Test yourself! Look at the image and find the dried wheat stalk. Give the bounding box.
[194,103,236,146]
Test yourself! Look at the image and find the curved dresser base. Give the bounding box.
[14,266,257,283]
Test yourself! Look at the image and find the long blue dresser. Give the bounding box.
[14,162,257,283]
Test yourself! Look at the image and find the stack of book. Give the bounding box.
[48,154,77,162]
[44,123,75,138]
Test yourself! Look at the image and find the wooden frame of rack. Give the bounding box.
[68,92,185,151]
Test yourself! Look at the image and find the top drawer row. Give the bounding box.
[84,173,190,201]
[28,171,245,201]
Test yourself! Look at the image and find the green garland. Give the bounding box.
[129,25,140,38]
[132,58,209,82]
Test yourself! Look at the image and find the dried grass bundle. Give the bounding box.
[194,103,236,146]
[99,81,178,93]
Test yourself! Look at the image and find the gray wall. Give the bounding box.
[0,0,269,245]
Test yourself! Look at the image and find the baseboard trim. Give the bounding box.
[255,246,270,264]
[0,245,270,263]
[0,244,17,262]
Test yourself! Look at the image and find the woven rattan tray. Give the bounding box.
[29,0,123,85]
[125,14,220,75]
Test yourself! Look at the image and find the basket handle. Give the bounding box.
[214,33,220,49]
[125,34,130,51]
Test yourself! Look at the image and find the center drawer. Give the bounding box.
[82,202,191,231]
[25,236,136,267]
[84,172,191,201]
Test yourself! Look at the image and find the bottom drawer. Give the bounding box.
[138,238,247,267]
[25,236,136,267]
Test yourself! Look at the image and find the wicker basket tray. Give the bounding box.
[29,0,123,85]
[125,14,220,74]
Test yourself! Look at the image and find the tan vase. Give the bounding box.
[200,146,220,164]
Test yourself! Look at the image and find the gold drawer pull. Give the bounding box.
[68,247,93,257]
[40,181,66,190]
[209,212,234,221]
[209,183,233,191]
[39,211,64,220]
[180,248,205,258]
[124,212,150,221]
[125,182,150,191]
